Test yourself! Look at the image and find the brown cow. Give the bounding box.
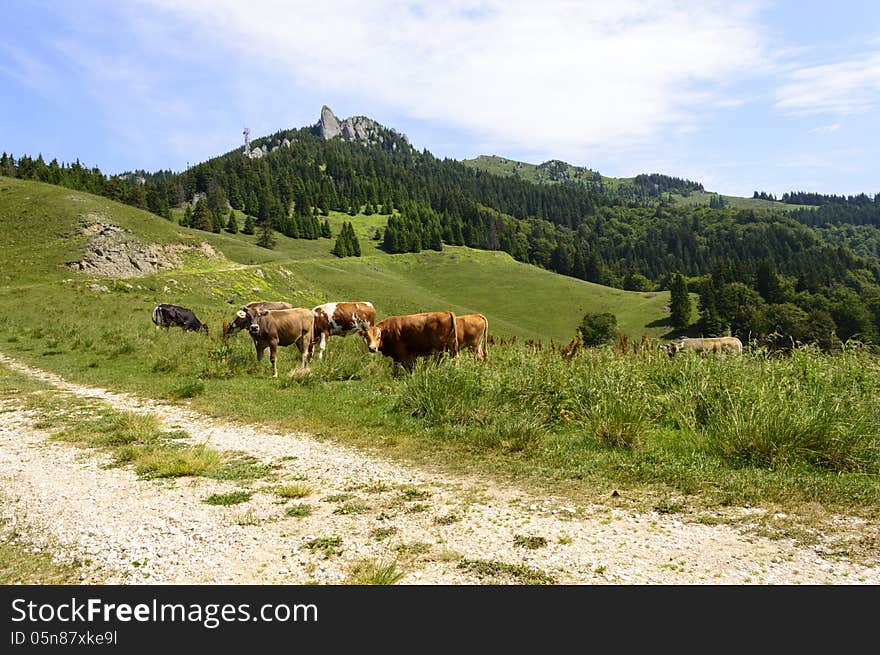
[248,308,315,377]
[311,301,376,360]
[667,336,743,357]
[359,311,458,372]
[455,313,489,361]
[223,300,293,337]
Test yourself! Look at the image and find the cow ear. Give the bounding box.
[357,329,366,336]
[236,310,247,319]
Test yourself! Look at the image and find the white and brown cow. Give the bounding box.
[359,311,458,372]
[310,301,376,360]
[455,313,489,361]
[667,336,743,356]
[248,307,315,377]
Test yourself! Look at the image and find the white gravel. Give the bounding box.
[1,352,878,585]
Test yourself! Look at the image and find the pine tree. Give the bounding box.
[225,209,238,233]
[211,209,224,233]
[190,199,212,231]
[321,219,332,238]
[242,214,255,235]
[332,221,361,257]
[332,228,350,257]
[669,272,692,330]
[181,204,193,227]
[350,222,361,256]
[256,219,276,249]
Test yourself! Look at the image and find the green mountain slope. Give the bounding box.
[0,177,676,342]
[462,154,812,212]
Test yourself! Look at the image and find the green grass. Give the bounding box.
[273,483,313,499]
[513,534,548,549]
[458,559,556,585]
[304,536,343,559]
[343,557,405,585]
[668,191,816,212]
[333,501,369,515]
[0,519,90,584]
[204,490,252,506]
[285,503,312,518]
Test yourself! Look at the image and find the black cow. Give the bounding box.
[152,304,209,334]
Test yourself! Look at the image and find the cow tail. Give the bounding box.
[151,305,160,326]
[448,312,459,357]
[481,314,489,361]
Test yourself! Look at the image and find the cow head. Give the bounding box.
[359,326,382,353]
[249,309,270,335]
[666,340,684,357]
[224,308,251,336]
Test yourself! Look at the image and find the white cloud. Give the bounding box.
[808,122,841,135]
[141,0,769,155]
[775,52,880,115]
[0,44,62,98]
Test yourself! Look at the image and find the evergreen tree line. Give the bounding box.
[633,173,704,195]
[381,202,443,253]
[781,191,877,206]
[789,202,880,228]
[677,257,880,350]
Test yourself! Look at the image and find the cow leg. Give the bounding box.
[300,338,310,368]
[317,332,326,360]
[270,343,278,378]
[255,343,265,361]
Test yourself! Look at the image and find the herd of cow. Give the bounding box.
[152,301,744,377]
[152,301,489,376]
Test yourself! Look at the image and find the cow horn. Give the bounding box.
[236,310,247,319]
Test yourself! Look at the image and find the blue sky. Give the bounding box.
[1,0,878,197]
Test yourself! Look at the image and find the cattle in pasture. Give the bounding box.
[248,308,315,377]
[311,301,376,360]
[667,336,743,357]
[152,304,208,334]
[455,313,489,361]
[359,311,458,372]
[223,300,293,338]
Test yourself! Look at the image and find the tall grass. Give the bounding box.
[388,344,880,489]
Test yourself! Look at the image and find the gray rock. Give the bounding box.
[319,105,342,139]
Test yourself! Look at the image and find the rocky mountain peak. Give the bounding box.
[320,105,343,140]
[317,105,409,148]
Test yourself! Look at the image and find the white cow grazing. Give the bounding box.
[667,336,743,356]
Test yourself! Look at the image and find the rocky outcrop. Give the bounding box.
[318,105,409,147]
[66,221,220,279]
[319,105,343,140]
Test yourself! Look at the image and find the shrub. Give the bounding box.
[577,312,618,346]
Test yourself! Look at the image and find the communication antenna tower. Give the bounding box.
[243,127,251,158]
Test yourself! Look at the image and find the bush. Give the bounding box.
[577,312,618,346]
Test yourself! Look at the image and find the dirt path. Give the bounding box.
[1,353,877,585]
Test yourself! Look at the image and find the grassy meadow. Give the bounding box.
[1,176,879,546]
